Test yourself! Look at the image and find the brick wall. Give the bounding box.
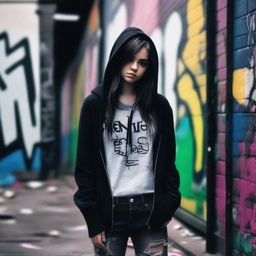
[215,0,227,247]
[232,0,256,255]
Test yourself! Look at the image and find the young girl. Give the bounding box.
[74,27,181,256]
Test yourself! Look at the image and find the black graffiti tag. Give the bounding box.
[0,32,38,167]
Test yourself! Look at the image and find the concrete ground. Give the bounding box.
[0,176,218,256]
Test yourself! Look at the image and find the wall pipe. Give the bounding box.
[225,0,234,255]
[206,0,217,252]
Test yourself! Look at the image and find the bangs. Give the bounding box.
[118,37,151,66]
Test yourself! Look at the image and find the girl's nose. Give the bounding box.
[131,61,138,71]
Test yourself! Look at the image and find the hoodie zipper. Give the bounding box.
[146,136,161,229]
[99,149,114,233]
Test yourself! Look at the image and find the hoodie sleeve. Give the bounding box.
[161,95,181,208]
[73,96,105,238]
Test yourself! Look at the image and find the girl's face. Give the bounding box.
[120,47,149,84]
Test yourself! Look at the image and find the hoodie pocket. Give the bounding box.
[149,193,180,227]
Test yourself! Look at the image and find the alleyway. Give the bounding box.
[0,176,208,256]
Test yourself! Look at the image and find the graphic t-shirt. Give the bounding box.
[103,102,154,197]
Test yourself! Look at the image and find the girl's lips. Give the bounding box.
[126,73,136,78]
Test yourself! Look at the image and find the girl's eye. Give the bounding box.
[139,61,149,67]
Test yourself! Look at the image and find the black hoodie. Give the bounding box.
[102,27,159,97]
[73,27,181,238]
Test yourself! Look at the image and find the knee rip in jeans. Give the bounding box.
[139,239,168,256]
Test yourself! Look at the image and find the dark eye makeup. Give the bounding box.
[139,60,149,67]
[124,56,149,67]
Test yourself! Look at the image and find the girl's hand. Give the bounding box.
[91,231,106,248]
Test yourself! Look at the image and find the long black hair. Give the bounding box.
[104,34,158,136]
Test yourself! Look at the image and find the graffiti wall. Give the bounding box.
[42,0,256,254]
[0,4,41,185]
[232,0,256,254]
[60,0,100,170]
[103,0,207,221]
[215,0,227,247]
[174,0,207,221]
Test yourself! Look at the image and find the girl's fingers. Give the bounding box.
[91,232,106,248]
[101,231,106,243]
[97,235,105,248]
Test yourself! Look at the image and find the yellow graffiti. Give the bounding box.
[233,68,247,105]
[181,198,207,221]
[177,59,185,75]
[188,0,204,10]
[189,3,204,24]
[72,61,86,131]
[181,198,196,212]
[177,0,206,173]
[177,74,203,172]
[187,0,204,40]
[183,0,206,102]
[203,200,207,220]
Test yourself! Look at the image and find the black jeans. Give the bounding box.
[94,193,168,256]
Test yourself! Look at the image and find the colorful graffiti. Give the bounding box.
[60,0,100,170]
[1,0,255,254]
[65,2,256,254]
[101,0,207,220]
[175,0,207,220]
[215,1,256,254]
[231,0,256,254]
[0,4,40,185]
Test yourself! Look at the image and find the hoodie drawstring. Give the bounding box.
[125,105,136,163]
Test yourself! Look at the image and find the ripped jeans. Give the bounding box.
[94,193,168,256]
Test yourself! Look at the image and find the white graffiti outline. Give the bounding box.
[0,32,39,161]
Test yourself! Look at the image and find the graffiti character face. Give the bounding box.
[120,47,149,84]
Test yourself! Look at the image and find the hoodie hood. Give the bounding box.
[91,28,159,162]
[102,27,159,98]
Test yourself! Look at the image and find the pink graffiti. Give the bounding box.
[217,54,226,69]
[217,160,225,175]
[216,29,226,44]
[251,237,256,250]
[217,67,227,81]
[235,138,256,236]
[238,137,256,180]
[216,174,226,190]
[217,0,227,11]
[250,142,256,156]
[234,178,256,234]
[216,188,226,235]
[217,115,226,132]
[217,81,226,111]
[217,142,226,161]
[217,7,227,31]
